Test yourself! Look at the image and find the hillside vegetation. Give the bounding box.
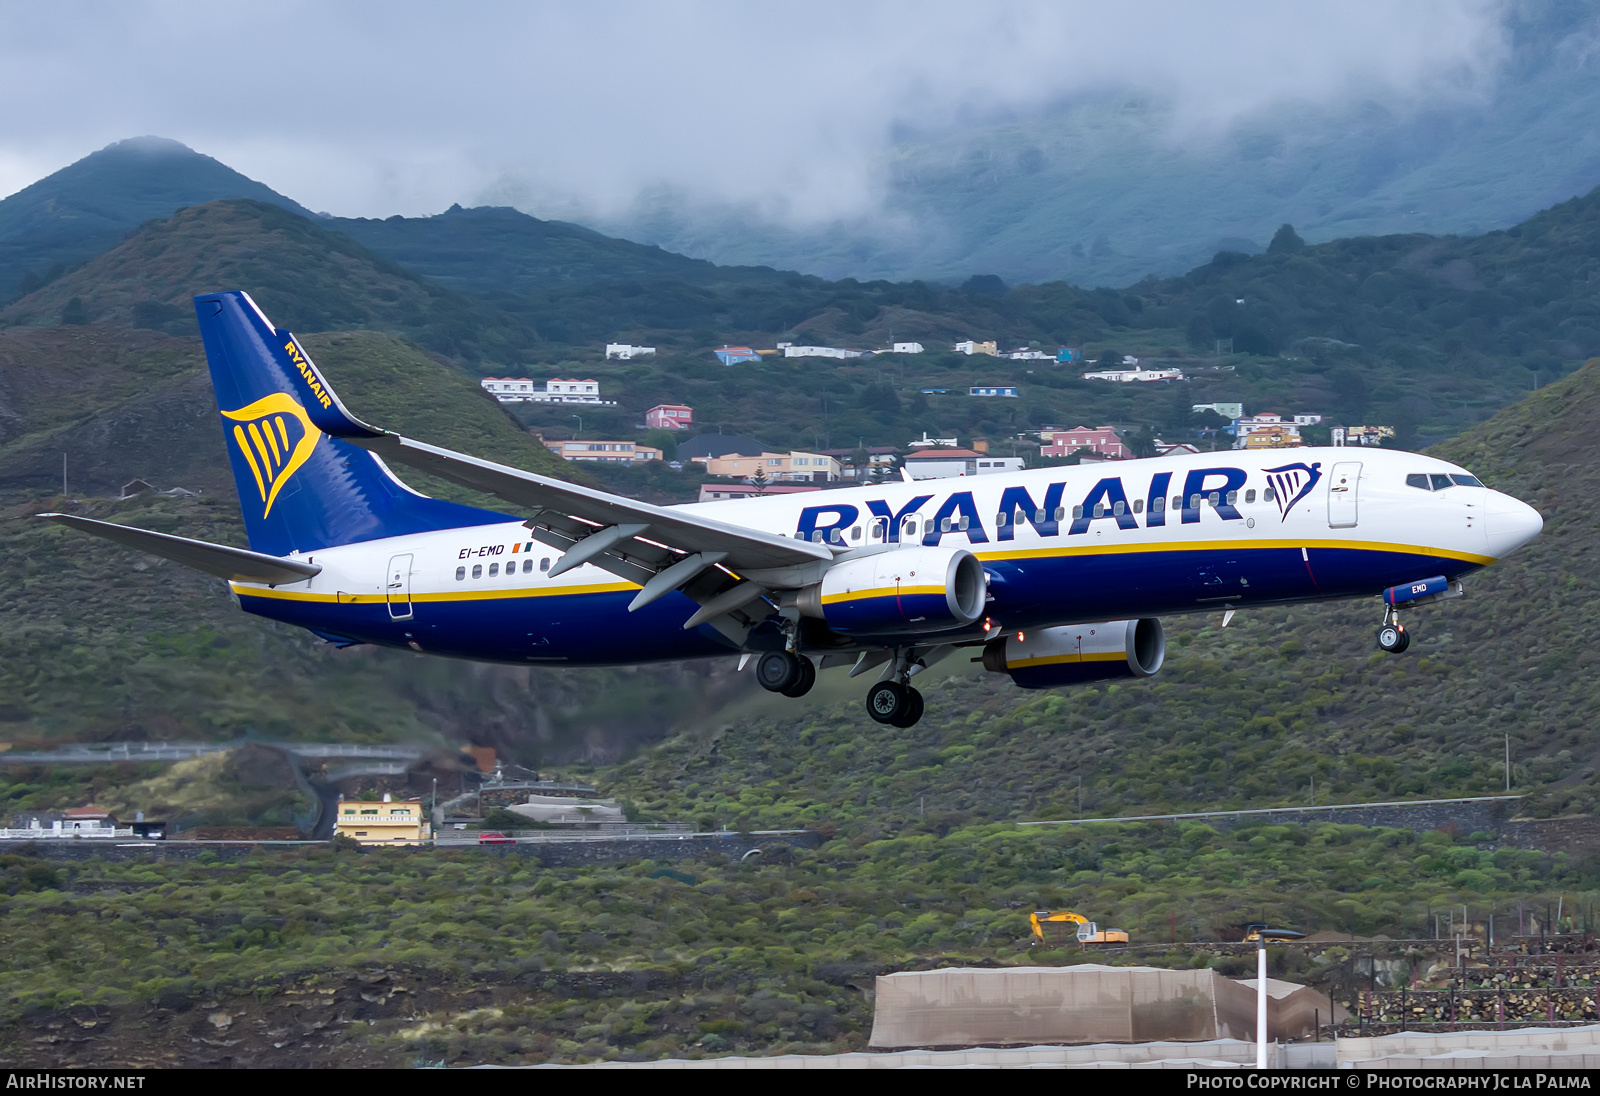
[0,201,534,364]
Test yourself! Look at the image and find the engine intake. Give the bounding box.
[982,619,1165,689]
[796,546,986,635]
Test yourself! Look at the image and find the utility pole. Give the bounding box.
[62,453,67,497]
[1506,734,1511,792]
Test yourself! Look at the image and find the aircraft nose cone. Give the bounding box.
[1485,490,1543,558]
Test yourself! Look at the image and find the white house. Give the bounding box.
[1193,402,1244,420]
[891,341,924,354]
[1082,368,1185,383]
[903,449,1025,480]
[1293,413,1323,426]
[782,345,866,359]
[1007,349,1053,360]
[605,343,656,360]
[969,386,1018,397]
[480,376,537,399]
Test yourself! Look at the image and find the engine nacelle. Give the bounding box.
[981,619,1165,689]
[796,546,986,635]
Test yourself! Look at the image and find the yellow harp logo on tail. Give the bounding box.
[221,393,321,517]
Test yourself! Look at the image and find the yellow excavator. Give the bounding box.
[1030,910,1130,945]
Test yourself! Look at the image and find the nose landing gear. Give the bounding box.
[1376,607,1410,654]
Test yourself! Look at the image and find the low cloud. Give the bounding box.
[0,0,1511,226]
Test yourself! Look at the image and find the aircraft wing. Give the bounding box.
[358,433,831,579]
[289,348,835,637]
[37,513,322,585]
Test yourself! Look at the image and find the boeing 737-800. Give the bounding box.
[42,292,1544,728]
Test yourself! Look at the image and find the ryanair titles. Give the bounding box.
[283,339,333,410]
[794,466,1309,546]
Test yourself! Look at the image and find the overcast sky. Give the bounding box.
[0,1,1512,225]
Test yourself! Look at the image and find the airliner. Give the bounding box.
[42,292,1544,728]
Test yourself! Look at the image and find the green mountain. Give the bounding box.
[0,137,313,304]
[0,199,535,364]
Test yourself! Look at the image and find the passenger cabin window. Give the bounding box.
[1133,499,1143,514]
[522,558,533,573]
[1263,488,1276,503]
[1225,490,1238,506]
[996,511,1008,526]
[1072,505,1084,520]
[1112,501,1125,516]
[488,562,499,577]
[1054,506,1066,521]
[851,525,861,541]
[455,566,466,581]
[540,557,550,572]
[472,564,482,579]
[1245,489,1256,504]
[1151,497,1165,513]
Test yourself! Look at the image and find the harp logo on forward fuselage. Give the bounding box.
[221,393,320,517]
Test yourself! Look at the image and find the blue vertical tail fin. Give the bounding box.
[195,291,503,555]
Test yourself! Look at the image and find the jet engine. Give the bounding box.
[795,546,986,635]
[981,619,1165,689]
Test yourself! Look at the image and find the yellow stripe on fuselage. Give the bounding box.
[231,580,637,603]
[974,536,1494,567]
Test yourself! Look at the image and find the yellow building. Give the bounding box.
[1242,427,1304,449]
[697,450,841,483]
[335,795,431,845]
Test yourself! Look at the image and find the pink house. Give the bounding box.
[1039,425,1129,460]
[646,404,693,430]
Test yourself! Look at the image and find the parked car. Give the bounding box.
[477,832,515,845]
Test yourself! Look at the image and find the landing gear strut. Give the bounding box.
[755,650,815,697]
[1376,606,1410,654]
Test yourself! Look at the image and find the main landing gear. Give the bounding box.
[867,680,924,728]
[755,650,816,697]
[1376,606,1411,654]
[754,646,927,727]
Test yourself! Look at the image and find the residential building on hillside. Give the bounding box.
[1056,348,1083,363]
[544,440,663,464]
[697,450,841,483]
[1193,402,1244,420]
[780,344,866,359]
[970,385,1018,397]
[1039,426,1130,460]
[1007,349,1052,360]
[1082,367,1185,383]
[482,378,613,405]
[645,404,693,430]
[1293,413,1324,425]
[953,340,999,356]
[336,795,431,846]
[890,341,924,354]
[907,432,959,448]
[714,346,761,365]
[1155,441,1202,456]
[480,376,536,399]
[698,483,823,502]
[605,343,655,360]
[903,448,1022,479]
[1230,414,1303,449]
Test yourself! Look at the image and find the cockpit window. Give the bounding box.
[1450,474,1484,487]
[1406,474,1430,490]
[1430,474,1454,491]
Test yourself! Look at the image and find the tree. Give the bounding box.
[60,297,88,326]
[750,464,770,496]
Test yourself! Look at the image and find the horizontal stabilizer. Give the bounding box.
[38,514,322,585]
